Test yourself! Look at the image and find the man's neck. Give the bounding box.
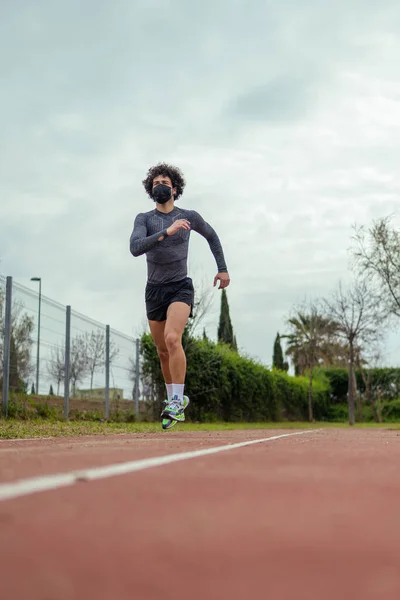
[155,200,175,214]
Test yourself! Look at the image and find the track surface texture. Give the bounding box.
[0,427,399,600]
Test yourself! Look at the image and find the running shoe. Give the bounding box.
[161,395,190,430]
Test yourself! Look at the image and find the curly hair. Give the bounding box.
[142,163,186,201]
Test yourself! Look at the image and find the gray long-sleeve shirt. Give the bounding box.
[130,206,228,285]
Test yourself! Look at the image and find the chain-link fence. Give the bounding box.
[0,275,140,419]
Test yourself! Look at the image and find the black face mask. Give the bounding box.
[152,184,173,204]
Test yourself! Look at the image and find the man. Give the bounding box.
[130,163,230,429]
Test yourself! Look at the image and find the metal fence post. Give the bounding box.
[2,277,12,417]
[64,305,71,420]
[105,325,110,419]
[135,338,140,417]
[36,279,42,395]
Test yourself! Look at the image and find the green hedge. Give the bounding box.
[382,399,400,421]
[316,368,349,403]
[141,334,330,422]
[326,399,400,423]
[317,367,400,403]
[272,370,330,421]
[141,334,400,423]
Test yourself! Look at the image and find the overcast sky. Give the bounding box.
[1,0,400,369]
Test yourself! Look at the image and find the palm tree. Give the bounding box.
[283,306,338,422]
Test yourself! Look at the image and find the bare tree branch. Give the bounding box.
[352,217,400,318]
[84,330,119,389]
[185,277,214,340]
[47,345,65,396]
[324,277,388,425]
[47,335,90,397]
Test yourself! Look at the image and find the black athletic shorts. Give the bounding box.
[145,277,194,322]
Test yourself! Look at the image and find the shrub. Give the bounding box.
[33,401,58,420]
[141,334,330,423]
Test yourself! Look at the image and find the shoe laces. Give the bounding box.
[168,397,182,411]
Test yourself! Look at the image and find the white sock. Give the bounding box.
[172,384,184,403]
[165,383,173,401]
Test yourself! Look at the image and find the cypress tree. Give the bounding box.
[232,334,238,352]
[49,384,54,395]
[272,333,285,370]
[217,289,237,350]
[31,382,35,395]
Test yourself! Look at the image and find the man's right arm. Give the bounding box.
[129,214,168,257]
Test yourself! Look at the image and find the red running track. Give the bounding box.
[0,428,399,600]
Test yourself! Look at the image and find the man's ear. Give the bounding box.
[172,187,177,197]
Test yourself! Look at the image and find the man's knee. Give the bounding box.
[156,345,169,361]
[164,330,181,352]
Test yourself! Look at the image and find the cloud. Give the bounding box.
[228,75,319,122]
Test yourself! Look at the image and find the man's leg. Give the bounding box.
[148,319,172,385]
[159,302,191,427]
[164,302,191,385]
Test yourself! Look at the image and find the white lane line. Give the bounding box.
[0,430,320,502]
[0,437,54,444]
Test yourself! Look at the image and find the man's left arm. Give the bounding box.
[189,210,230,289]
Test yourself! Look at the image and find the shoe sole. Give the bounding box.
[162,418,177,430]
[161,412,185,422]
